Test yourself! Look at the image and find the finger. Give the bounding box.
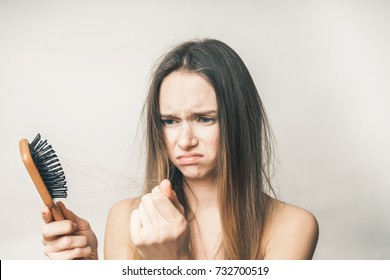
[129,209,142,246]
[41,206,53,224]
[42,220,78,241]
[158,179,184,214]
[138,201,152,229]
[57,201,91,231]
[140,192,163,225]
[44,235,88,253]
[151,186,185,223]
[46,246,92,260]
[159,179,175,201]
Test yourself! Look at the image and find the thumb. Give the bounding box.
[159,179,184,214]
[57,201,91,231]
[159,179,175,201]
[41,206,53,224]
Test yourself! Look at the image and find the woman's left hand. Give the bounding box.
[129,179,191,259]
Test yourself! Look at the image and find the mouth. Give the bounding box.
[177,153,203,165]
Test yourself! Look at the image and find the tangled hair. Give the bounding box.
[142,38,275,259]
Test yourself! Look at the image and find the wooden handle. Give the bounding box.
[19,138,64,221]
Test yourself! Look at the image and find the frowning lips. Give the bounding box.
[176,153,204,165]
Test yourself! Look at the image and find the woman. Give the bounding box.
[42,38,319,260]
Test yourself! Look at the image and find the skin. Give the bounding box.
[41,201,98,260]
[41,71,319,260]
[159,71,219,184]
[129,72,222,259]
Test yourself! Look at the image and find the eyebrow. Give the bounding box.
[160,110,218,118]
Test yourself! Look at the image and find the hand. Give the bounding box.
[41,201,98,260]
[130,179,191,259]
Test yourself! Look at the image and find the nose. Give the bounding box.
[177,122,198,150]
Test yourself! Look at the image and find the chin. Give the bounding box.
[180,170,204,180]
[178,166,216,181]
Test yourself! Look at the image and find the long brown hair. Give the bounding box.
[142,38,275,259]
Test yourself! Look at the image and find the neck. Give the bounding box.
[183,176,223,260]
[183,176,219,210]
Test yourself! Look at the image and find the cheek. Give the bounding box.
[206,127,219,156]
[163,129,176,154]
[212,136,219,156]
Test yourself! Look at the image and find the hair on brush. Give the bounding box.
[19,133,67,221]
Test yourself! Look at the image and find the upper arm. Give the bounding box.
[104,198,140,260]
[263,206,319,260]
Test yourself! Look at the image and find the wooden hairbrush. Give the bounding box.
[19,133,67,221]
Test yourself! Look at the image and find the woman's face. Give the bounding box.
[159,71,219,182]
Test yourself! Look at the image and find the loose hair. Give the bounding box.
[142,38,275,259]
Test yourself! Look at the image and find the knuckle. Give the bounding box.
[64,220,75,232]
[69,248,78,258]
[81,220,90,229]
[79,236,88,247]
[141,193,150,204]
[41,225,50,238]
[151,191,164,204]
[72,247,83,256]
[61,236,72,247]
[81,246,92,257]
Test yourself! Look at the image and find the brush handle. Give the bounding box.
[19,139,65,221]
[50,203,65,221]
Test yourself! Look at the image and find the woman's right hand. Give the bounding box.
[41,201,98,260]
[130,179,191,259]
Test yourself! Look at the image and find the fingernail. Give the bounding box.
[42,207,47,215]
[73,223,79,231]
[162,179,170,186]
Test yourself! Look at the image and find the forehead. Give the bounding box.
[159,71,217,114]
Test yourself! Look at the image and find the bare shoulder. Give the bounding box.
[108,197,140,216]
[262,198,319,259]
[104,197,140,259]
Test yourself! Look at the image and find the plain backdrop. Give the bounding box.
[1,0,389,259]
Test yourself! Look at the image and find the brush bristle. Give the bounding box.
[29,133,68,198]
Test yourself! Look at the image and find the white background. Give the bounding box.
[0,0,389,259]
[2,260,390,279]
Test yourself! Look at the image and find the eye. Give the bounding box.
[161,119,177,126]
[198,117,216,124]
